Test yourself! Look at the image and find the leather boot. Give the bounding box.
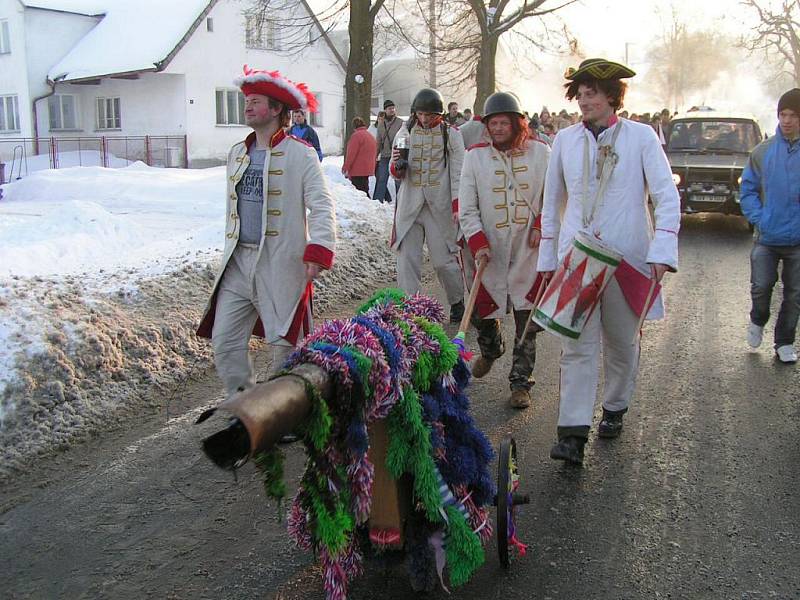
[471,356,494,378]
[550,436,586,465]
[509,388,531,409]
[597,408,624,438]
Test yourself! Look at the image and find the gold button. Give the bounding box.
[230,213,238,219]
[230,193,236,200]
[226,233,234,239]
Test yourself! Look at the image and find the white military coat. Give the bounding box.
[389,120,464,252]
[459,140,550,319]
[197,129,336,344]
[536,118,680,319]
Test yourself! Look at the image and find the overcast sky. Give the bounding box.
[504,0,778,128]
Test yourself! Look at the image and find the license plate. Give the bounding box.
[690,194,727,203]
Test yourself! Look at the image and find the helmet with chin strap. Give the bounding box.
[411,88,445,114]
[483,92,523,120]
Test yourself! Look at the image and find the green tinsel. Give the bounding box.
[304,471,354,555]
[297,379,333,453]
[412,317,459,379]
[444,504,486,587]
[386,387,442,523]
[253,447,287,502]
[356,287,407,314]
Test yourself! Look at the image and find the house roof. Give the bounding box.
[20,1,107,16]
[41,0,216,82]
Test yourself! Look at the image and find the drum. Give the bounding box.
[532,231,622,340]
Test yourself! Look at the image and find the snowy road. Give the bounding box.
[1,214,799,599]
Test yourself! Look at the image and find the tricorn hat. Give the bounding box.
[235,65,318,112]
[564,58,635,82]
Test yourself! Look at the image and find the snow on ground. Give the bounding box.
[0,157,394,478]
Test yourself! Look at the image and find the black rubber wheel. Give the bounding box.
[496,436,517,568]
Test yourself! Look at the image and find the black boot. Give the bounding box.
[550,436,586,465]
[449,300,465,324]
[597,408,625,439]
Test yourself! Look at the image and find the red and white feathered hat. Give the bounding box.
[234,65,318,113]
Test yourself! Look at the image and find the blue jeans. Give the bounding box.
[750,242,800,348]
[373,157,398,203]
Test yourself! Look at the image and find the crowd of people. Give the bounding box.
[198,60,800,466]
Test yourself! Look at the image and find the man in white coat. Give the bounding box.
[197,66,336,397]
[459,92,550,408]
[537,59,680,465]
[390,88,466,322]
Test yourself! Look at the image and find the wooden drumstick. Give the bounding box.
[521,275,548,340]
[458,255,489,336]
[632,277,658,344]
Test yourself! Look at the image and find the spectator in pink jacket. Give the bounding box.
[343,117,377,197]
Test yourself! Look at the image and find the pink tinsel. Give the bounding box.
[321,548,348,600]
[403,293,446,324]
[287,492,313,551]
[347,454,375,525]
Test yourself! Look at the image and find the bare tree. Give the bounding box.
[645,16,733,112]
[740,0,800,87]
[247,0,386,144]
[386,0,575,112]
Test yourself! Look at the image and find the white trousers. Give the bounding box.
[557,278,641,428]
[396,204,464,305]
[212,245,295,396]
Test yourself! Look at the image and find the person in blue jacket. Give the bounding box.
[741,88,800,363]
[289,109,323,160]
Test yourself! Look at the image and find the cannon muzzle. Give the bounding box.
[200,363,332,469]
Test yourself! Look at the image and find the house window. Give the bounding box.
[244,12,278,50]
[310,93,323,127]
[206,17,213,32]
[48,94,79,130]
[96,97,121,130]
[0,20,10,54]
[0,95,20,132]
[215,89,245,125]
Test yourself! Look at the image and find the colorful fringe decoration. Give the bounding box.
[256,289,495,600]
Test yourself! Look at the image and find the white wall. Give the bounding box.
[0,0,30,136]
[166,0,346,164]
[50,73,186,138]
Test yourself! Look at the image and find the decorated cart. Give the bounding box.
[200,289,528,598]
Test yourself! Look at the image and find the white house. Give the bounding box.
[0,0,346,169]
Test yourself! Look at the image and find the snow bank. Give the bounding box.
[0,159,395,478]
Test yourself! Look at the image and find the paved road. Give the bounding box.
[2,214,798,600]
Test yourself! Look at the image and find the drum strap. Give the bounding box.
[581,120,623,230]
[490,145,538,224]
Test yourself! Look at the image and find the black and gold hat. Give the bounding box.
[564,58,636,82]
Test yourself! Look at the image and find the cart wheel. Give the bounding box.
[496,436,528,568]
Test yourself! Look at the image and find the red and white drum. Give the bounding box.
[533,231,622,340]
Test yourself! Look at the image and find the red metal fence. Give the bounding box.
[0,135,188,183]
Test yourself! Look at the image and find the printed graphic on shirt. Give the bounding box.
[236,148,267,244]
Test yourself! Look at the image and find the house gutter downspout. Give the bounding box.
[32,78,58,155]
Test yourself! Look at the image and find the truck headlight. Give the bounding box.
[672,173,681,185]
[737,175,742,185]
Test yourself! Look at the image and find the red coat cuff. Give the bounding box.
[467,231,490,255]
[534,213,542,229]
[452,198,459,214]
[303,244,334,269]
[389,161,400,178]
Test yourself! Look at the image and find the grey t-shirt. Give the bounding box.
[236,148,267,244]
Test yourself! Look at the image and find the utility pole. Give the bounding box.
[428,0,436,87]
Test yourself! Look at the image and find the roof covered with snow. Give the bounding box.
[20,0,107,16]
[42,0,215,82]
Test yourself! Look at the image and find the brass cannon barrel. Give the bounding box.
[201,363,332,469]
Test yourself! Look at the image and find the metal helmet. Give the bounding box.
[411,88,444,114]
[482,92,523,120]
